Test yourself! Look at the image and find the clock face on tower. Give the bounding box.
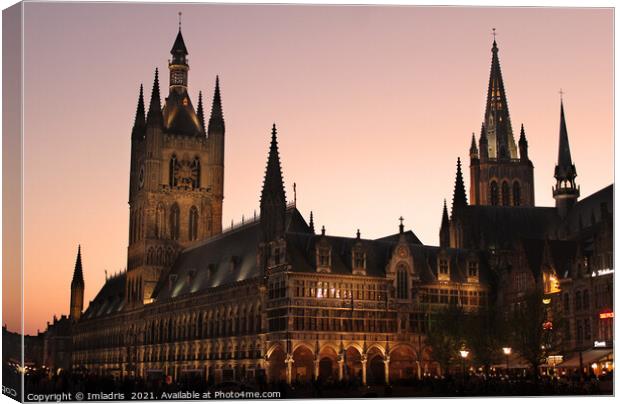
[171,70,185,86]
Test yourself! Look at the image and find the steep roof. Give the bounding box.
[456,205,558,250]
[163,91,203,136]
[81,274,126,320]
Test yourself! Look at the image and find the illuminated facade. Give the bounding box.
[62,28,612,384]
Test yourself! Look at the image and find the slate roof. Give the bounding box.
[82,274,126,320]
[163,91,203,136]
[561,184,613,237]
[456,205,558,250]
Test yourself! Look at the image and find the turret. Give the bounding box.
[70,245,85,321]
[479,123,489,161]
[553,99,579,217]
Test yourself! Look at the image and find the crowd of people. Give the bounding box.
[14,363,614,399]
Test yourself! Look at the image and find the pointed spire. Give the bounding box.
[309,211,315,234]
[146,68,163,127]
[260,123,287,241]
[469,132,479,159]
[555,100,576,180]
[196,91,205,133]
[170,19,188,65]
[132,84,146,140]
[208,76,225,134]
[441,199,449,227]
[553,99,579,216]
[71,245,84,287]
[484,35,517,160]
[519,123,529,161]
[451,157,468,216]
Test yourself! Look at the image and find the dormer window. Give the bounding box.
[438,256,450,281]
[352,246,366,275]
[467,260,479,281]
[317,246,331,273]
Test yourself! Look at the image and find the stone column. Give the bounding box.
[285,354,294,385]
[384,356,390,385]
[361,355,368,385]
[338,356,345,381]
[314,359,320,381]
[416,360,422,380]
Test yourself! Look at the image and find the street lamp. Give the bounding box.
[502,347,512,376]
[459,349,469,376]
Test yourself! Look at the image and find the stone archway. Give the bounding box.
[318,346,338,382]
[267,345,286,383]
[389,345,417,382]
[292,345,314,384]
[344,346,362,382]
[367,346,385,385]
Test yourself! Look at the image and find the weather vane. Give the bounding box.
[492,28,497,41]
[178,11,182,31]
[559,88,565,101]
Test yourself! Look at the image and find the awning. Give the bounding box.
[492,353,531,369]
[557,349,614,368]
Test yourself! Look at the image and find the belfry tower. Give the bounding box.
[126,22,225,306]
[469,36,535,207]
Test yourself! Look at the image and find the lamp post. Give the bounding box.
[459,349,469,376]
[502,347,512,377]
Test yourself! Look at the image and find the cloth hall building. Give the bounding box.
[57,26,613,384]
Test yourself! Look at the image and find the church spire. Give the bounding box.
[146,68,163,127]
[208,76,225,134]
[196,91,205,134]
[70,245,85,321]
[439,199,450,247]
[451,157,468,217]
[484,35,517,160]
[553,99,579,217]
[132,84,146,140]
[71,245,84,287]
[260,124,287,241]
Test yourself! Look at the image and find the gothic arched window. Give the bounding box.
[396,264,409,299]
[192,157,201,189]
[501,181,510,206]
[490,181,499,206]
[513,181,521,206]
[170,203,180,240]
[169,154,177,186]
[156,203,166,239]
[189,206,199,241]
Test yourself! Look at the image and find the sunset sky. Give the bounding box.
[14,3,613,334]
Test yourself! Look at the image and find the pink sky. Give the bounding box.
[13,4,613,334]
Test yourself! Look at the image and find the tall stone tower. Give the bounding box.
[469,38,535,207]
[69,245,84,321]
[552,99,579,218]
[126,24,225,306]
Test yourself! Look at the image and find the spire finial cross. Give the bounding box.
[492,28,497,41]
[559,88,564,101]
[178,12,182,31]
[399,216,404,226]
